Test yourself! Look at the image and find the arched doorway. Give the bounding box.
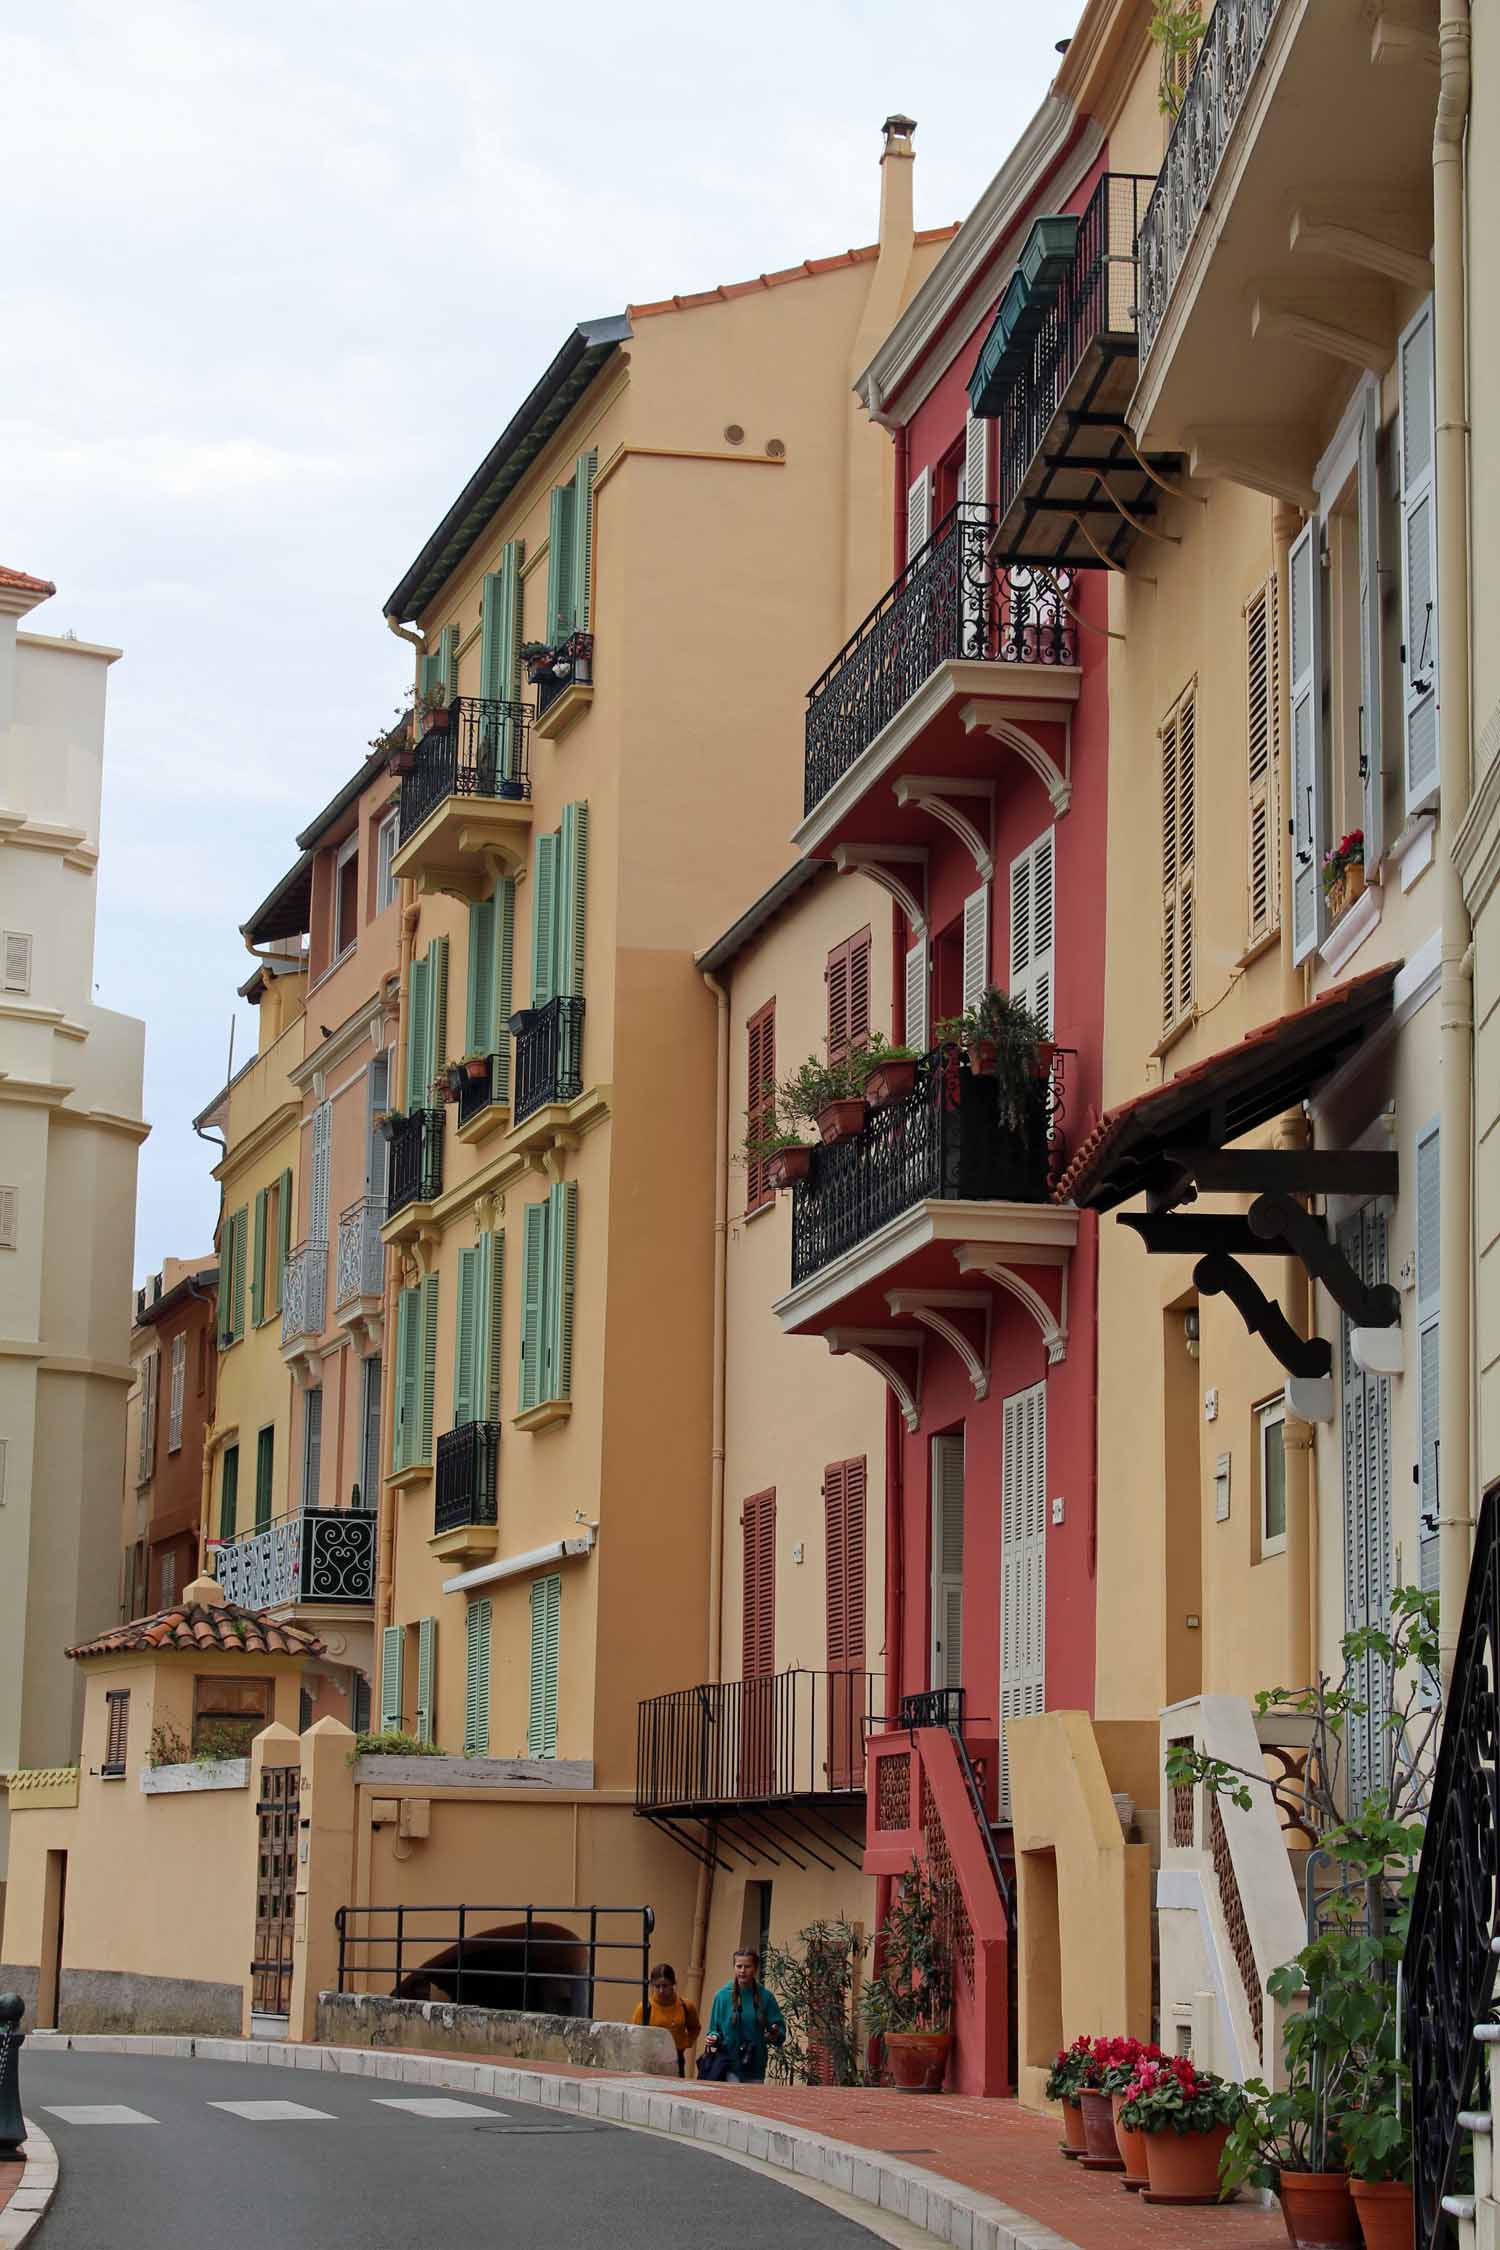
[397,1920,590,2016]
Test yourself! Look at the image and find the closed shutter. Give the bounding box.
[428,937,449,1090]
[453,1244,481,1426]
[824,1459,867,1671]
[961,411,989,657]
[1399,298,1439,811]
[745,1001,776,1213]
[406,950,431,1105]
[482,1231,505,1421]
[465,1600,492,1754]
[492,879,516,1103]
[1161,685,1197,1029]
[438,623,459,700]
[482,542,524,702]
[277,1167,293,1303]
[479,565,503,700]
[168,1333,186,1452]
[415,1615,436,1746]
[1010,831,1055,1033]
[218,1443,240,1544]
[962,884,990,1011]
[310,1099,332,1246]
[904,939,929,1051]
[138,1349,159,1481]
[419,1272,439,1464]
[1288,522,1323,962]
[1340,1209,1392,1808]
[302,1387,323,1508]
[466,896,497,1057]
[906,468,932,564]
[931,1432,965,1692]
[2,931,32,994]
[392,1286,421,1471]
[826,929,871,1062]
[529,1574,561,1757]
[375,811,396,915]
[251,1189,267,1328]
[531,831,559,1010]
[518,1199,549,1414]
[998,1381,1047,1818]
[360,1354,382,1507]
[231,1207,248,1341]
[558,802,589,998]
[379,1622,404,1733]
[964,407,988,509]
[255,1425,275,1532]
[1357,378,1385,861]
[741,1490,776,1679]
[1416,1121,1441,1597]
[0,1185,17,1251]
[547,483,576,646]
[1245,575,1281,946]
[546,1179,578,1404]
[572,452,597,631]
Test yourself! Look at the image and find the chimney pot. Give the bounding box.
[882,114,917,146]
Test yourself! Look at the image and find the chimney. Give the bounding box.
[879,114,917,258]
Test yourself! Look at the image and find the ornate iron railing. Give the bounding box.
[513,996,585,1124]
[996,170,1157,531]
[1137,0,1286,367]
[435,1421,500,1537]
[280,1240,326,1344]
[789,1052,1054,1289]
[335,1197,385,1309]
[398,695,532,842]
[803,505,1074,815]
[387,1108,443,1217]
[1409,1482,1500,2250]
[635,1669,880,1813]
[533,637,592,723]
[457,1051,506,1126]
[214,1506,376,1609]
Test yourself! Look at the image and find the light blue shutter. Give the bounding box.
[546,1180,578,1405]
[379,1623,404,1733]
[420,1273,439,1464]
[531,832,559,1009]
[466,897,497,1056]
[439,623,459,700]
[393,1286,421,1471]
[465,1600,491,1755]
[1288,521,1322,963]
[1399,298,1439,812]
[547,485,576,644]
[519,1200,549,1413]
[557,803,589,998]
[480,572,503,702]
[1417,1120,1441,1596]
[418,648,439,705]
[529,1575,560,1757]
[453,1244,481,1425]
[415,1616,436,1746]
[406,951,431,1106]
[483,1232,505,1421]
[571,453,596,631]
[492,879,516,1103]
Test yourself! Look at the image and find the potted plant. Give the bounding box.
[462,1048,490,1083]
[371,696,418,773]
[1071,2040,1125,2172]
[967,987,1051,1137]
[1340,2058,1412,2250]
[860,1034,922,1110]
[521,641,555,684]
[433,1064,465,1106]
[1322,829,1367,919]
[779,1054,866,1148]
[860,1858,955,2093]
[1044,2035,1095,2159]
[565,629,594,685]
[1118,2053,1247,2203]
[1094,2035,1162,2188]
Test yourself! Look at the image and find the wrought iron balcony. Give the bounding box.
[457,1051,506,1128]
[1137,0,1286,370]
[280,1240,326,1344]
[790,1051,1054,1289]
[335,1197,385,1309]
[386,1108,443,1218]
[214,1505,376,1610]
[803,507,1074,817]
[635,1668,879,1814]
[532,636,593,730]
[512,996,585,1124]
[398,696,531,843]
[434,1420,500,1537]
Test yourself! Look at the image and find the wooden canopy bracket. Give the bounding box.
[1193,1250,1333,1380]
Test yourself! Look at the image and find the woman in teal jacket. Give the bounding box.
[705,1949,787,2083]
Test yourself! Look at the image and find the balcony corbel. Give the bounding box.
[892,779,994,883]
[830,845,927,936]
[825,1328,923,1432]
[959,703,1070,817]
[1184,429,1319,512]
[1251,298,1392,376]
[885,1289,991,1400]
[953,1244,1070,1366]
[1289,212,1434,294]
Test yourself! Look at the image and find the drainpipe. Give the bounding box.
[1433,0,1474,1689]
[376,887,420,1640]
[386,615,425,654]
[194,1113,228,1573]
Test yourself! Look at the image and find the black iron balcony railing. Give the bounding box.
[1137,0,1285,367]
[804,506,1074,816]
[996,170,1156,531]
[512,996,585,1125]
[533,637,592,724]
[214,1505,376,1609]
[457,1051,506,1126]
[790,1051,1055,1289]
[398,695,532,843]
[434,1421,500,1537]
[386,1107,443,1217]
[635,1668,880,1814]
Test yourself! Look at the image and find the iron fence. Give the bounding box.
[280,1240,327,1344]
[213,1506,376,1608]
[398,696,531,840]
[635,1668,879,1813]
[513,996,585,1124]
[434,1421,500,1536]
[387,1108,443,1216]
[335,1197,385,1309]
[457,1051,505,1126]
[335,1901,654,2019]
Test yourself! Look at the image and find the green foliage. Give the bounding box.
[777,1051,867,1130]
[861,1858,955,2039]
[1118,2062,1246,2137]
[353,1730,445,1758]
[192,1721,254,1766]
[763,1918,869,2087]
[1044,2035,1096,2102]
[147,1720,191,1769]
[1149,0,1205,117]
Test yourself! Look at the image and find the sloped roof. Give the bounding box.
[0,565,56,595]
[628,229,958,318]
[69,1601,324,1661]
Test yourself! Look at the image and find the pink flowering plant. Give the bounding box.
[1093,2035,1163,2095]
[1118,2053,1246,2137]
[1043,2034,1096,2103]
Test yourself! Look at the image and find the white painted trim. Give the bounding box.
[774,1198,1077,1334]
[1153,1866,1248,2081]
[1389,811,1436,892]
[1317,882,1382,977]
[886,1289,991,1400]
[824,1330,924,1431]
[1313,372,1376,509]
[442,1530,593,1597]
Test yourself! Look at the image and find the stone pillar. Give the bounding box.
[289,1716,356,2046]
[245,1723,301,2037]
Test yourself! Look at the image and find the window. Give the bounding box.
[930,1431,964,1692]
[1245,574,1282,947]
[359,1356,382,1511]
[1417,1119,1440,1596]
[379,1622,404,1733]
[222,1205,249,1344]
[1160,683,1197,1036]
[168,1333,186,1452]
[2,931,31,994]
[545,453,598,645]
[392,1275,439,1470]
[218,1442,240,1545]
[745,1001,776,1216]
[301,1388,323,1510]
[464,880,517,1100]
[453,1231,505,1427]
[0,1185,16,1250]
[826,929,871,1063]
[192,1675,272,1758]
[999,1383,1047,1816]
[405,937,450,1108]
[528,1574,561,1758]
[741,1489,776,1680]
[251,1186,269,1328]
[262,1167,291,1321]
[103,1690,130,1777]
[465,1600,491,1755]
[374,811,399,916]
[334,833,360,960]
[1256,1396,1287,1559]
[518,1183,577,1416]
[254,1424,275,1533]
[158,1549,177,1606]
[824,1461,867,1790]
[419,622,459,708]
[530,803,589,1010]
[1009,829,1055,1033]
[415,1615,437,1746]
[137,1349,159,1484]
[309,1099,332,1250]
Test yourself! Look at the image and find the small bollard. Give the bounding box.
[0,1993,26,2156]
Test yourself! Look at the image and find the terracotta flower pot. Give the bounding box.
[766,1145,812,1191]
[1078,2088,1125,2170]
[1033,1039,1057,1081]
[1349,2179,1411,2250]
[816,1097,867,1145]
[1141,2121,1230,2203]
[1344,860,1367,907]
[389,748,416,775]
[423,709,450,738]
[464,1057,488,1081]
[883,2029,951,2092]
[967,1037,998,1076]
[864,1058,918,1108]
[1278,2169,1360,2248]
[1110,2092,1149,2191]
[1326,872,1347,919]
[1059,2098,1088,2158]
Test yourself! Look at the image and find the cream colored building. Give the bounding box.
[0,565,148,1922]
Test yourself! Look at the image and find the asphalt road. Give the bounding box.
[22,2050,887,2249]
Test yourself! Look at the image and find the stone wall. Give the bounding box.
[316,1989,678,2075]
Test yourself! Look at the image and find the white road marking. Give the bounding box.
[42,2105,158,2126]
[371,2097,505,2119]
[207,2099,334,2121]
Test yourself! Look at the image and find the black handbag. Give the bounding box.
[696,2045,735,2082]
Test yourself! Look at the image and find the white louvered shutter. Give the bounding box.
[961,411,989,658]
[1288,524,1322,963]
[309,1099,331,1246]
[1010,830,1055,1034]
[1399,299,1439,812]
[998,1380,1047,1819]
[2,932,32,994]
[961,884,990,1011]
[168,1334,186,1453]
[906,468,932,565]
[931,1432,965,1692]
[904,939,929,1052]
[1340,1209,1393,1808]
[1357,378,1385,862]
[1416,1121,1440,1596]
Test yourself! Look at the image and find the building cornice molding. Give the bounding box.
[50,1104,151,1145]
[215,1100,302,1184]
[16,629,122,662]
[0,811,99,870]
[289,993,388,1091]
[0,1074,71,1109]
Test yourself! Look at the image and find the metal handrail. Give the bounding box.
[335,1900,654,2020]
[398,695,532,840]
[513,996,585,1125]
[387,1108,443,1216]
[635,1668,880,1812]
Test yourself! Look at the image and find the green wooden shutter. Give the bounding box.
[428,936,449,1089]
[531,832,559,1009]
[406,951,431,1106]
[415,1616,437,1746]
[379,1622,404,1732]
[483,1232,505,1421]
[255,1425,274,1532]
[465,1599,492,1755]
[571,453,596,631]
[218,1443,240,1545]
[453,1244,481,1426]
[418,648,440,705]
[231,1207,248,1340]
[276,1167,292,1306]
[483,541,524,698]
[547,485,576,645]
[529,1575,560,1757]
[420,1272,439,1463]
[466,897,497,1056]
[492,878,516,1103]
[546,1180,578,1405]
[251,1188,267,1328]
[393,1286,421,1471]
[557,803,589,998]
[519,1200,549,1413]
[480,571,503,703]
[439,623,459,700]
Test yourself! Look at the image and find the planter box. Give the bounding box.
[351,1755,595,1790]
[140,1758,250,1795]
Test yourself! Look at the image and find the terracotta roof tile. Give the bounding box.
[0,565,56,596]
[627,227,958,319]
[68,1600,324,1662]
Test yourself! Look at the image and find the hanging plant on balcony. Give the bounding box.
[434,1064,465,1105]
[419,687,452,738]
[370,692,417,770]
[779,1053,868,1147]
[859,1033,922,1111]
[564,629,594,685]
[966,988,1052,1140]
[741,1100,813,1190]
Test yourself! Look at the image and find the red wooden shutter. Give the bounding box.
[746,1000,776,1213]
[825,1458,867,1790]
[844,1456,867,1667]
[826,940,850,1062]
[741,1489,776,1679]
[847,930,871,1051]
[824,1462,847,1669]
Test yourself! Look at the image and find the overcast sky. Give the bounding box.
[5,0,1081,1282]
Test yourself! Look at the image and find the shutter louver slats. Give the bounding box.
[932,1433,965,1692]
[560,803,589,999]
[529,1576,560,1758]
[1245,576,1281,945]
[406,953,431,1108]
[1399,299,1439,811]
[218,1443,239,1544]
[1416,1121,1441,1598]
[1357,380,1385,861]
[1161,686,1198,1028]
[484,1232,505,1422]
[251,1189,267,1330]
[415,1616,436,1746]
[741,1490,776,1680]
[548,1179,578,1404]
[547,485,576,647]
[393,1286,421,1473]
[466,898,497,1057]
[428,938,449,1092]
[962,885,990,1012]
[531,834,559,1010]
[310,1099,332,1248]
[419,1272,439,1464]
[1288,523,1322,962]
[453,1244,480,1426]
[277,1166,293,1304]
[438,624,459,701]
[518,1200,548,1415]
[572,453,596,632]
[492,879,516,1103]
[826,942,850,1063]
[380,1624,404,1733]
[1,932,32,994]
[998,1382,1048,1818]
[746,1001,776,1213]
[904,939,928,1051]
[1009,832,1055,1034]
[848,930,871,1048]
[906,469,932,563]
[465,1600,491,1755]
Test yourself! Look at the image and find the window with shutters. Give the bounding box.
[529,1573,561,1758]
[546,453,598,647]
[379,1622,404,1733]
[1399,299,1439,813]
[218,1442,240,1545]
[391,1277,438,1471]
[904,937,929,1052]
[1339,1208,1393,1808]
[824,1460,867,1790]
[961,886,991,1014]
[825,928,871,1066]
[251,1185,269,1329]
[529,804,589,1013]
[1160,682,1197,1038]
[906,467,933,566]
[168,1333,186,1453]
[254,1425,276,1532]
[414,1615,437,1746]
[1254,1395,1287,1560]
[517,1183,576,1419]
[930,1432,964,1692]
[741,1490,776,1679]
[137,1349,159,1485]
[103,1690,130,1777]
[301,1388,323,1509]
[464,880,516,1104]
[309,1099,332,1249]
[1416,1119,1440,1600]
[1008,830,1054,1033]
[2,931,32,995]
[998,1383,1046,1818]
[374,811,399,917]
[360,1355,382,1511]
[465,1600,492,1754]
[334,832,360,960]
[745,1000,776,1216]
[405,937,450,1109]
[0,1185,17,1251]
[1245,574,1282,947]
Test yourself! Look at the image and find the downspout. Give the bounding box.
[194,1113,228,1576]
[376,887,420,1640]
[1434,0,1474,1689]
[686,967,731,2007]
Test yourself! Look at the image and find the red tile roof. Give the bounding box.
[68,1600,324,1661]
[0,566,56,596]
[1055,962,1402,1210]
[627,227,958,318]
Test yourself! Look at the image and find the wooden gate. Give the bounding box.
[252,1763,298,2016]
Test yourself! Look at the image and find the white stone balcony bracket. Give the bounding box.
[959,701,1071,816]
[1289,211,1434,293]
[824,1328,923,1432]
[885,1288,991,1400]
[892,778,995,882]
[953,1243,1070,1366]
[830,844,928,937]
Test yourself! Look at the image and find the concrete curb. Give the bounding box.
[0,2120,60,2249]
[27,2032,1081,2250]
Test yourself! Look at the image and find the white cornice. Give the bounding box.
[289,993,386,1090]
[16,630,122,662]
